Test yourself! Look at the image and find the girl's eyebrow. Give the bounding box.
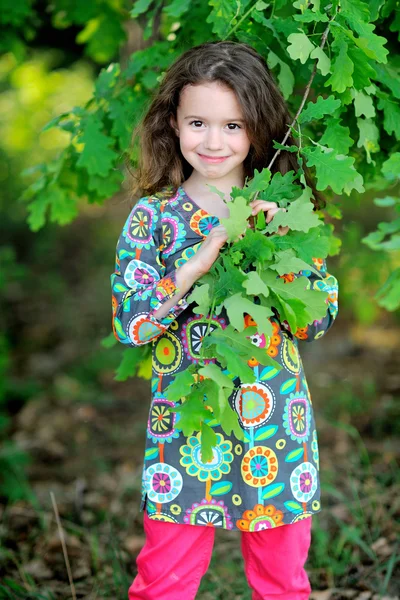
[184,115,245,122]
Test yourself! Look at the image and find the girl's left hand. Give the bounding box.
[249,200,289,237]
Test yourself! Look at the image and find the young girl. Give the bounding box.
[111,41,339,600]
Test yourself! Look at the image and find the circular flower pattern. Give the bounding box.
[152,330,183,375]
[290,462,318,502]
[234,382,275,428]
[179,432,233,481]
[184,498,233,529]
[145,462,183,504]
[124,259,159,288]
[282,392,311,444]
[190,210,220,237]
[147,395,180,444]
[236,503,284,531]
[123,201,156,249]
[182,315,226,363]
[241,446,278,487]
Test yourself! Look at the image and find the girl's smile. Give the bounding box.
[197,153,231,163]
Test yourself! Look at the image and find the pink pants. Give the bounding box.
[128,511,312,600]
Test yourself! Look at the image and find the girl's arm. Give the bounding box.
[110,198,196,347]
[280,257,339,342]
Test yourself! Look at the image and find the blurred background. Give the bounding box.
[0,1,399,599]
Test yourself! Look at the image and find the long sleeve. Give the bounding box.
[279,257,339,342]
[110,196,192,347]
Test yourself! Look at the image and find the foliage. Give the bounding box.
[2,0,400,457]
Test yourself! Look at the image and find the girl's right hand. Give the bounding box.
[190,224,229,278]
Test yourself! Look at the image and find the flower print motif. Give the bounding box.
[131,286,153,302]
[266,320,282,358]
[282,392,311,444]
[175,243,202,268]
[236,503,284,532]
[124,259,160,288]
[123,200,157,249]
[312,257,324,271]
[290,462,318,502]
[314,274,339,319]
[145,462,183,504]
[234,382,275,428]
[161,212,187,255]
[182,315,226,364]
[311,429,319,470]
[152,329,183,375]
[280,336,301,374]
[128,313,167,346]
[190,210,220,237]
[179,432,233,482]
[241,446,278,487]
[184,498,233,529]
[293,326,308,340]
[280,272,295,283]
[147,394,181,444]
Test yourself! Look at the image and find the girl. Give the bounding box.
[111,41,339,600]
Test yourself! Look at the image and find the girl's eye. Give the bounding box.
[188,121,242,130]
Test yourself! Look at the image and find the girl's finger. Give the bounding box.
[250,201,278,214]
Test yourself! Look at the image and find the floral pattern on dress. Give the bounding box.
[111,184,339,531]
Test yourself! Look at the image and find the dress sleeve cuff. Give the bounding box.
[148,268,192,325]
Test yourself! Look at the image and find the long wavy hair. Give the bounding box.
[129,40,326,210]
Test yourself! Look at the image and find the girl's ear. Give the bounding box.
[170,115,179,136]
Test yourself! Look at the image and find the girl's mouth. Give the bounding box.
[198,153,230,163]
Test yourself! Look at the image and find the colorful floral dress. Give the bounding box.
[110,184,339,532]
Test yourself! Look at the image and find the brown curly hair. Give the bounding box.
[129,40,326,210]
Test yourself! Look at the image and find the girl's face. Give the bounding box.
[171,81,251,185]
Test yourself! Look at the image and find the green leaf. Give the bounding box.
[375,268,400,311]
[324,38,354,93]
[220,196,252,242]
[377,92,400,140]
[353,90,375,118]
[382,153,400,182]
[264,186,322,233]
[76,115,117,176]
[287,32,316,64]
[188,283,212,316]
[319,117,353,154]
[198,363,235,391]
[164,366,197,401]
[224,293,274,338]
[259,171,301,205]
[270,249,321,277]
[115,347,147,381]
[357,117,380,164]
[245,168,272,195]
[273,227,331,263]
[309,46,331,76]
[298,96,341,124]
[303,145,364,194]
[200,421,218,463]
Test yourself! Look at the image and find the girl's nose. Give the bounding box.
[204,127,224,150]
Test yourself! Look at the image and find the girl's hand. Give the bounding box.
[189,224,229,278]
[249,200,289,237]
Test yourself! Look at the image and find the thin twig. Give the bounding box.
[266,10,337,176]
[50,491,77,600]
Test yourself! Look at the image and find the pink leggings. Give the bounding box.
[128,511,312,600]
